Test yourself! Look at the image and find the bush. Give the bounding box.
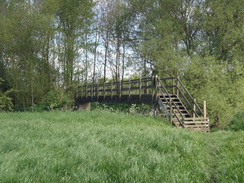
[0,95,13,111]
[225,111,244,131]
[91,103,152,115]
[43,89,73,111]
[0,78,14,111]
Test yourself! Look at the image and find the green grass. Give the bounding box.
[0,111,243,182]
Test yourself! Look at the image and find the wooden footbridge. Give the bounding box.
[76,76,210,132]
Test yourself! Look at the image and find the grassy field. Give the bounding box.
[0,111,243,183]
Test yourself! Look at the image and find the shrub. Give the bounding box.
[91,103,152,115]
[0,95,13,111]
[0,78,14,111]
[225,111,244,131]
[43,89,73,111]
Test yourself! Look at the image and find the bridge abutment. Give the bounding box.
[77,102,91,111]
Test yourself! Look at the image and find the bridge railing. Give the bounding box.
[76,77,154,99]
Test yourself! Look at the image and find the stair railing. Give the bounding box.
[175,77,204,117]
[155,76,184,127]
[159,77,204,117]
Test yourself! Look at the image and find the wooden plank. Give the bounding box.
[184,124,208,128]
[184,117,209,121]
[184,122,209,125]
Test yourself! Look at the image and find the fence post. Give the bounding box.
[119,80,122,101]
[128,79,131,99]
[103,83,105,100]
[154,76,158,104]
[176,77,179,96]
[204,100,207,118]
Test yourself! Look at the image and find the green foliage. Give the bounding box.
[0,0,243,130]
[0,95,13,111]
[183,56,244,128]
[225,111,244,131]
[43,89,73,111]
[0,111,243,182]
[91,103,151,115]
[0,78,14,111]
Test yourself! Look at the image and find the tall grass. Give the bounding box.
[0,111,243,182]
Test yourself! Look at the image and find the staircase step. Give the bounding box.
[156,81,209,132]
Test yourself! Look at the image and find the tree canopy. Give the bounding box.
[0,0,243,127]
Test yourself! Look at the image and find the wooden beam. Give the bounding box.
[204,100,207,118]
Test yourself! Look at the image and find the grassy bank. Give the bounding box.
[0,111,243,182]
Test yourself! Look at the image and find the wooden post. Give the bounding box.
[155,76,158,94]
[119,80,122,101]
[154,76,158,104]
[128,79,131,98]
[172,78,175,94]
[204,100,207,118]
[170,98,172,123]
[152,76,155,104]
[193,98,196,119]
[176,77,179,96]
[103,83,105,100]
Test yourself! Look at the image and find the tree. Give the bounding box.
[56,0,94,88]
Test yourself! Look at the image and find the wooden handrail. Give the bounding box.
[176,77,204,116]
[156,77,184,127]
[176,86,199,117]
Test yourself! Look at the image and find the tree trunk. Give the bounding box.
[103,32,109,83]
[115,37,120,82]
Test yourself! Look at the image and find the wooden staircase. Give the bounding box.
[156,77,210,132]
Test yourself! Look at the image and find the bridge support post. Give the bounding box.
[77,102,91,111]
